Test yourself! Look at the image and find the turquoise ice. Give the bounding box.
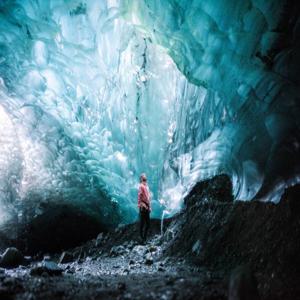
[0,0,299,225]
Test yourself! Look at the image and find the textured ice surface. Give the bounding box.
[0,0,192,223]
[122,0,300,212]
[0,0,300,223]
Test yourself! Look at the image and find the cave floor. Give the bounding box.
[2,236,227,300]
[2,178,300,300]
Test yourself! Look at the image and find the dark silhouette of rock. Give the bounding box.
[184,174,233,207]
[0,247,24,269]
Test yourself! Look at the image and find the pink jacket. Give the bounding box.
[138,183,151,211]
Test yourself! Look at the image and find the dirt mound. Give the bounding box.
[163,175,300,299]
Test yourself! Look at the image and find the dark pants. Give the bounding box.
[140,208,150,241]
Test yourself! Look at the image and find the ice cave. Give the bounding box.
[0,0,299,299]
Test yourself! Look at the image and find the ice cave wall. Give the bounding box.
[122,0,300,209]
[0,0,191,224]
[0,0,299,225]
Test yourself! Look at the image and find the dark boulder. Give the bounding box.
[0,247,24,269]
[184,174,233,207]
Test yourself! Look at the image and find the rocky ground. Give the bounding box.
[0,175,299,300]
[0,224,227,300]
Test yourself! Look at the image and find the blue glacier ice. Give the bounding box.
[0,0,299,226]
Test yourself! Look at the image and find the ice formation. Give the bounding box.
[0,0,299,224]
[122,0,300,209]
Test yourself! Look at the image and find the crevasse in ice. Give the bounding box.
[0,0,299,224]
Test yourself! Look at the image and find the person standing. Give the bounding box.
[138,173,151,243]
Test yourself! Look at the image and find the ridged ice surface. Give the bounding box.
[122,0,300,211]
[0,0,193,223]
[0,0,300,223]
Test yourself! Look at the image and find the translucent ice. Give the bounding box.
[0,0,191,224]
[122,0,300,213]
[0,0,299,224]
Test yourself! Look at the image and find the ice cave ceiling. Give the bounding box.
[0,0,299,225]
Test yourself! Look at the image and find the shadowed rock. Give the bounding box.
[184,174,233,207]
